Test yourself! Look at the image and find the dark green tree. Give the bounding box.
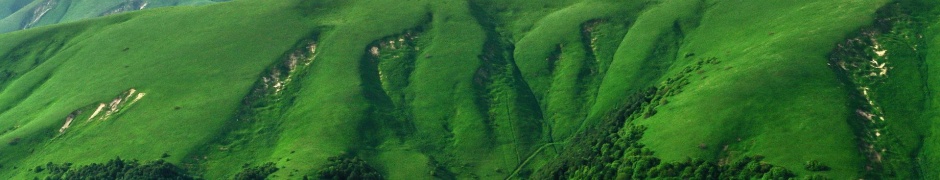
[233,162,279,180]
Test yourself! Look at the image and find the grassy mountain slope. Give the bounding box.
[0,0,227,34]
[628,1,884,178]
[0,0,938,179]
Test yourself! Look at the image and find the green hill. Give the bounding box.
[0,0,227,34]
[0,0,939,179]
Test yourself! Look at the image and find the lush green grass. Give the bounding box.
[3,0,939,179]
[0,0,227,34]
[610,0,886,178]
[0,0,314,179]
[919,1,940,178]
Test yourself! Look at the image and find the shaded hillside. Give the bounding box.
[0,0,227,34]
[0,0,939,179]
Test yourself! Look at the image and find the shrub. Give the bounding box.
[804,160,830,172]
[43,158,193,180]
[318,156,382,180]
[233,162,279,180]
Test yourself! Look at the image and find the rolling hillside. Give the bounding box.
[0,0,227,34]
[0,0,938,179]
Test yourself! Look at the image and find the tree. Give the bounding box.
[318,156,382,180]
[233,162,279,180]
[762,167,795,180]
[43,158,193,180]
[804,160,830,172]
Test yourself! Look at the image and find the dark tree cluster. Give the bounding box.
[233,162,279,180]
[42,157,194,180]
[804,160,831,172]
[316,156,383,180]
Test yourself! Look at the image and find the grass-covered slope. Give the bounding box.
[620,1,885,178]
[0,0,227,34]
[1,0,939,179]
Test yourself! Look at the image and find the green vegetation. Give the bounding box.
[316,156,382,180]
[233,162,278,180]
[534,84,798,179]
[0,0,228,34]
[39,158,193,180]
[804,160,831,172]
[827,0,940,178]
[0,0,939,179]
